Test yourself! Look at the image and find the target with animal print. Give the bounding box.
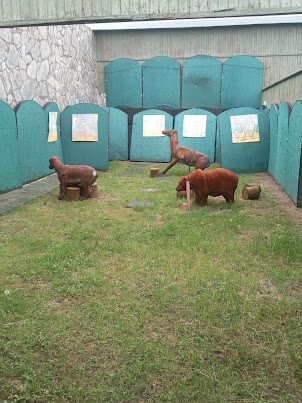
[230,114,260,143]
[72,114,98,142]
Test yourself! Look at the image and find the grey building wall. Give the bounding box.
[262,72,302,106]
[95,24,302,106]
[0,0,302,27]
[0,24,102,111]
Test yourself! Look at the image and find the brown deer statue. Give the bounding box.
[160,129,211,175]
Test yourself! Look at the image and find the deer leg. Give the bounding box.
[160,158,178,175]
[82,185,92,199]
[59,180,67,200]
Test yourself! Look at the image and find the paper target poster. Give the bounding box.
[143,115,165,137]
[230,114,260,143]
[183,115,207,137]
[72,114,98,142]
[48,112,58,142]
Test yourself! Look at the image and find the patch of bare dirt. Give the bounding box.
[255,172,302,231]
[156,213,163,227]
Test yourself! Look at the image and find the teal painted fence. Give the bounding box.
[174,109,217,163]
[130,110,173,162]
[16,101,47,184]
[182,56,222,108]
[221,56,263,109]
[105,59,142,108]
[61,104,109,170]
[284,101,302,205]
[142,57,181,109]
[268,104,279,177]
[105,55,262,110]
[217,107,270,172]
[0,100,22,193]
[103,107,128,161]
[44,102,63,174]
[275,102,291,187]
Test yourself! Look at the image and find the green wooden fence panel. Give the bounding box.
[16,101,47,184]
[44,102,63,175]
[284,101,302,205]
[221,56,263,109]
[268,104,279,177]
[105,58,142,108]
[217,107,270,172]
[142,57,181,109]
[103,107,128,161]
[182,55,222,108]
[0,100,22,193]
[275,102,291,187]
[174,109,217,163]
[130,110,173,162]
[61,104,109,170]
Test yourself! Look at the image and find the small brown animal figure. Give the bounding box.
[161,129,211,175]
[176,168,238,206]
[49,156,98,200]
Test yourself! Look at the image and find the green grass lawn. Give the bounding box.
[0,161,301,402]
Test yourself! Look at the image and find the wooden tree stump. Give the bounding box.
[150,168,160,178]
[90,182,99,198]
[243,183,262,192]
[242,185,261,200]
[66,187,80,201]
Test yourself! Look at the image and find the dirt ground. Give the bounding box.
[255,172,302,233]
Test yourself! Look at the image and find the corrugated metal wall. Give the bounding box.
[0,0,302,27]
[96,24,302,106]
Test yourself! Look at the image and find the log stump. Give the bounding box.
[90,182,99,198]
[66,187,80,201]
[243,183,262,192]
[150,168,160,178]
[242,185,261,200]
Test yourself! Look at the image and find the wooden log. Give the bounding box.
[243,183,262,192]
[150,168,160,178]
[90,182,98,198]
[242,186,261,200]
[66,187,80,201]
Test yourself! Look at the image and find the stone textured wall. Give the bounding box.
[0,24,103,111]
